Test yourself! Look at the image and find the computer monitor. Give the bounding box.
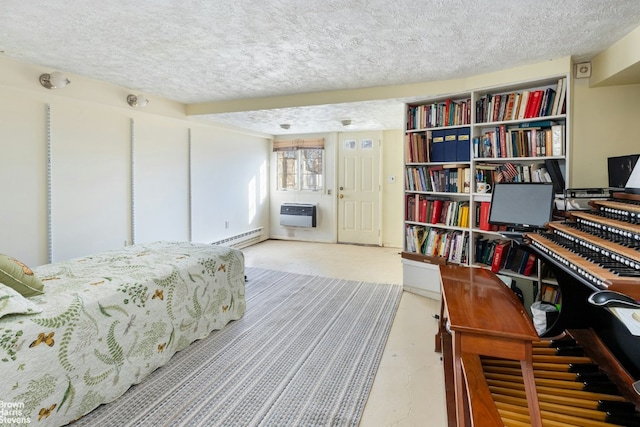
[626,159,640,195]
[608,154,639,189]
[489,182,555,230]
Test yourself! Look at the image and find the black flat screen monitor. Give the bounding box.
[489,182,555,230]
[608,154,639,188]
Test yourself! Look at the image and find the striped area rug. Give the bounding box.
[74,267,403,426]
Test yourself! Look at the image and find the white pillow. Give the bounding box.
[0,284,43,319]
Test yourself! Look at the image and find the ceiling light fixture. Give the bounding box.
[39,71,70,89]
[127,94,149,107]
[280,124,290,130]
[341,119,352,126]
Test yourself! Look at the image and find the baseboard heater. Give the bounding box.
[211,227,264,248]
[280,203,317,227]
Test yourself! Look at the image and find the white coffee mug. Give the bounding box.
[476,182,492,193]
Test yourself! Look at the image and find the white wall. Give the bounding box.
[191,126,270,244]
[0,57,271,266]
[51,102,131,260]
[134,118,190,244]
[382,129,404,248]
[0,87,49,265]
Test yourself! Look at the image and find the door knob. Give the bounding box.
[339,194,344,199]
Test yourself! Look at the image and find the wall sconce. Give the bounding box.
[39,71,71,89]
[341,119,352,126]
[127,94,149,107]
[280,124,290,130]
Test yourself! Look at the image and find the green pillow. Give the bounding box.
[0,254,44,297]
[0,284,42,319]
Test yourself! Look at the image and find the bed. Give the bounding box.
[0,241,245,426]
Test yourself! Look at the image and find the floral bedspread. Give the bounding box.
[0,241,245,426]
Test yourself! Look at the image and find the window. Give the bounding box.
[300,148,323,190]
[274,139,324,191]
[277,150,298,191]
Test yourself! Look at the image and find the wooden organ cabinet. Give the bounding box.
[437,192,640,427]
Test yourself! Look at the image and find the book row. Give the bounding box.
[404,132,429,163]
[476,77,567,124]
[475,159,564,192]
[475,238,537,276]
[405,128,472,164]
[405,225,469,264]
[405,165,471,193]
[406,122,564,166]
[405,195,470,228]
[407,98,472,130]
[474,122,565,159]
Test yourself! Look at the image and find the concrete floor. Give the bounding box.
[242,240,447,427]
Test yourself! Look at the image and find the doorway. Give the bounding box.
[337,131,382,245]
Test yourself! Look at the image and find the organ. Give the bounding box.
[438,191,640,426]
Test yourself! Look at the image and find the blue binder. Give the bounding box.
[431,130,445,162]
[443,129,457,162]
[456,128,471,161]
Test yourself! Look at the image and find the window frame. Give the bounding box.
[273,138,326,193]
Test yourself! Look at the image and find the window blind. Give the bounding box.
[273,138,325,151]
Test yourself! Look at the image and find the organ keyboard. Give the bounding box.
[524,192,640,377]
[438,192,640,427]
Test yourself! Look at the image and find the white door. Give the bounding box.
[337,132,381,245]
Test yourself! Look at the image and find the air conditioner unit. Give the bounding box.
[280,203,317,227]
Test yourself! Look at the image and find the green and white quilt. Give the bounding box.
[0,241,245,426]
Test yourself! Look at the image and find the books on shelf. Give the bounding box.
[474,237,537,275]
[407,98,471,130]
[469,161,563,189]
[521,253,537,276]
[404,132,430,163]
[475,122,565,159]
[551,77,567,116]
[405,195,470,227]
[405,224,429,254]
[406,166,429,191]
[475,77,566,124]
[406,164,471,193]
[405,225,469,264]
[551,124,565,156]
[477,201,495,231]
[491,240,511,273]
[473,160,564,188]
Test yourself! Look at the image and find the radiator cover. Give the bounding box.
[280,203,317,227]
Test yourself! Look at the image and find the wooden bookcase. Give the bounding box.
[402,75,570,301]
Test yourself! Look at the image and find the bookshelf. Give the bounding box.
[402,76,569,299]
[403,94,472,298]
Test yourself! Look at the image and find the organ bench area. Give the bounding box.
[437,192,640,427]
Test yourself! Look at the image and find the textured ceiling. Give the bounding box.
[2,1,640,135]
